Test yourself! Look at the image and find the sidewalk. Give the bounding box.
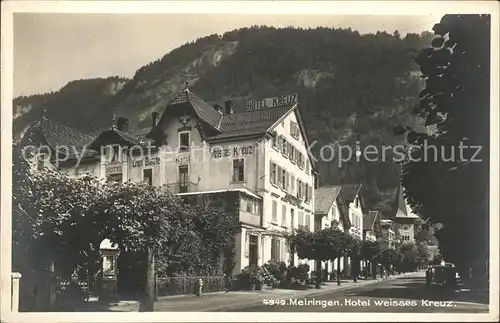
[98,271,419,312]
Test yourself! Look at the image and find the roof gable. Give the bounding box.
[207,104,294,141]
[314,185,341,214]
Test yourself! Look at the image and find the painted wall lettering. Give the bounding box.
[211,145,254,159]
[175,155,190,164]
[132,156,160,168]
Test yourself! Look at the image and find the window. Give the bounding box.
[271,131,278,149]
[305,214,310,230]
[281,205,287,227]
[285,172,289,192]
[178,165,189,193]
[290,121,299,139]
[111,145,121,162]
[290,146,296,164]
[272,200,278,223]
[233,158,245,182]
[277,167,283,187]
[281,137,288,156]
[305,183,309,202]
[246,198,254,213]
[355,197,359,208]
[281,168,286,190]
[271,238,281,261]
[290,208,295,231]
[297,179,302,199]
[298,211,304,227]
[332,206,337,221]
[270,161,277,185]
[179,131,190,152]
[290,175,295,194]
[306,161,310,174]
[288,142,293,159]
[143,169,153,185]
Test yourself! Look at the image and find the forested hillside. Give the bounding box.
[13,26,435,216]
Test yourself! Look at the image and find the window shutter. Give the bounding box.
[269,161,273,184]
[244,233,249,257]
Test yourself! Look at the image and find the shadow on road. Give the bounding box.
[343,277,460,302]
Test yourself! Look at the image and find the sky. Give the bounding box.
[13,13,438,97]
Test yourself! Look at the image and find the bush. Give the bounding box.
[262,260,287,282]
[289,264,310,282]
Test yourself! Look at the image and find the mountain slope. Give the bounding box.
[13,26,435,216]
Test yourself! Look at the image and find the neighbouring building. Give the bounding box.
[314,185,351,274]
[21,86,318,274]
[338,183,368,275]
[362,210,381,243]
[379,219,396,249]
[392,185,421,244]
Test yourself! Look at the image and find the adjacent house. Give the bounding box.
[314,185,351,274]
[362,210,381,242]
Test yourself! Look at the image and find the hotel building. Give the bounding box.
[23,86,318,274]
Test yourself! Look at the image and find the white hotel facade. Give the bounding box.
[27,87,317,274]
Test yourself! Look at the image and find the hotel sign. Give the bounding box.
[106,162,122,175]
[211,145,253,159]
[132,156,160,168]
[246,93,298,111]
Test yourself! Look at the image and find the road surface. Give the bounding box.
[223,272,489,313]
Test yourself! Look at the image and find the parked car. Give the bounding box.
[426,265,457,290]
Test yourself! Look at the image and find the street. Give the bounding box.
[222,272,489,313]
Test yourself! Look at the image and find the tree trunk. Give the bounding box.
[353,258,358,283]
[139,248,155,312]
[371,261,377,279]
[336,258,341,286]
[364,261,369,280]
[315,260,322,289]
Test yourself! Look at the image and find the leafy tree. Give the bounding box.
[360,240,381,279]
[401,14,490,278]
[345,235,362,282]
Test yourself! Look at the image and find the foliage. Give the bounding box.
[262,260,288,281]
[401,14,490,274]
[380,247,399,269]
[288,264,310,281]
[397,242,420,272]
[360,240,380,261]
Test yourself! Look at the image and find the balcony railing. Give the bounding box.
[164,182,198,194]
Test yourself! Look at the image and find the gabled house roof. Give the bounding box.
[40,117,95,150]
[394,185,420,220]
[155,88,224,132]
[206,104,295,141]
[314,185,341,214]
[363,210,382,238]
[340,183,362,202]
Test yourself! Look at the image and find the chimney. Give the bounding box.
[152,112,158,128]
[224,100,234,114]
[117,117,130,132]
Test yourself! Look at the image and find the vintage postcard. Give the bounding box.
[1,1,498,322]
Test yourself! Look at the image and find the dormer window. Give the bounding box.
[355,197,359,208]
[179,131,190,152]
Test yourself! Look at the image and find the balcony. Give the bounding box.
[164,182,198,194]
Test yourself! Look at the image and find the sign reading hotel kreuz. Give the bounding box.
[246,93,298,111]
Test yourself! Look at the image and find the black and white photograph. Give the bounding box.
[1,1,498,322]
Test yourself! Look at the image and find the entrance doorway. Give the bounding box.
[248,235,258,266]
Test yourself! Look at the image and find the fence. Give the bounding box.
[155,276,226,297]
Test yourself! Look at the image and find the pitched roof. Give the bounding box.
[314,185,341,214]
[395,185,420,219]
[40,117,98,158]
[41,117,94,149]
[165,88,223,130]
[340,183,362,202]
[207,105,295,141]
